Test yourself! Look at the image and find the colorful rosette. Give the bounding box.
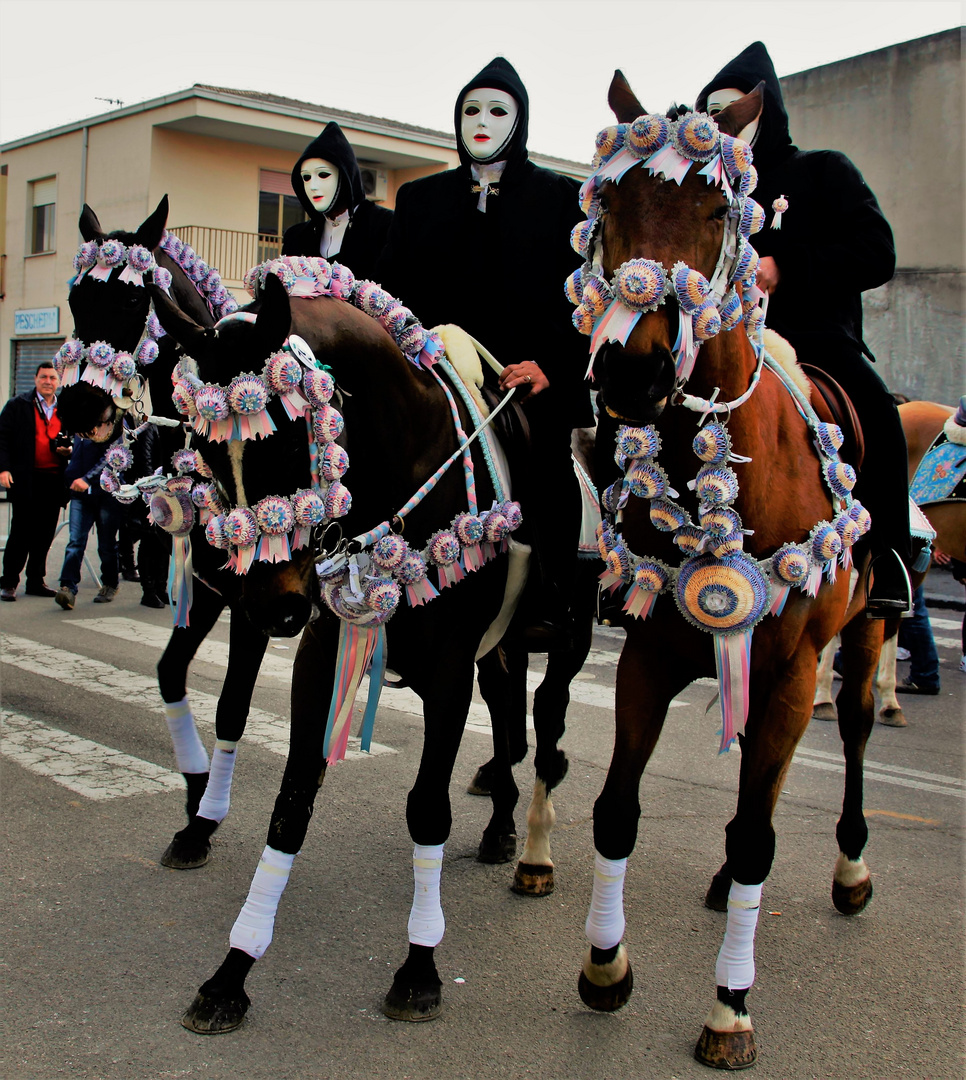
[395,550,428,585]
[601,481,623,515]
[572,304,595,335]
[149,490,195,537]
[292,488,326,527]
[720,136,753,180]
[771,194,788,229]
[153,267,173,292]
[693,302,722,341]
[228,374,269,416]
[695,464,739,506]
[738,198,765,236]
[55,339,84,379]
[671,113,720,162]
[372,533,409,571]
[180,247,198,271]
[596,519,615,560]
[673,525,706,554]
[634,560,669,593]
[849,501,872,535]
[615,259,668,312]
[328,262,355,299]
[171,380,198,417]
[224,507,258,547]
[810,521,843,563]
[816,422,845,457]
[835,511,862,550]
[243,266,260,296]
[772,544,811,585]
[743,305,765,341]
[730,239,757,286]
[323,480,351,519]
[266,352,303,393]
[718,289,743,332]
[627,460,667,501]
[255,496,294,535]
[594,125,626,162]
[303,368,336,408]
[100,469,120,494]
[710,531,744,558]
[194,455,213,479]
[627,114,670,157]
[482,509,510,544]
[604,543,631,582]
[570,220,595,259]
[823,460,857,498]
[428,530,461,567]
[73,240,99,272]
[188,259,211,286]
[128,245,155,273]
[313,404,344,444]
[136,339,159,366]
[499,501,523,531]
[357,282,392,317]
[105,444,133,472]
[616,425,659,462]
[191,482,215,509]
[650,499,688,532]
[320,443,349,481]
[195,385,230,422]
[87,341,115,368]
[205,514,230,550]
[167,475,194,494]
[453,513,484,546]
[582,276,613,317]
[111,352,137,381]
[97,239,127,268]
[738,166,758,197]
[398,323,427,358]
[672,263,712,314]
[699,505,743,538]
[380,303,411,337]
[564,268,584,306]
[161,233,184,261]
[675,552,771,635]
[693,423,732,464]
[365,577,401,615]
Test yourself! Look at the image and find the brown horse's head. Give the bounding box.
[592,72,763,426]
[150,273,321,637]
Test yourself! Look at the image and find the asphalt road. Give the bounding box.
[2,534,963,1080]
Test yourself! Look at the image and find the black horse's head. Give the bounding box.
[590,72,763,425]
[150,273,321,637]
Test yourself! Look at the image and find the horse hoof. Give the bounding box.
[878,707,908,728]
[832,874,873,915]
[705,868,732,912]
[467,763,493,796]
[577,945,633,1011]
[694,1026,757,1070]
[512,862,554,896]
[382,982,442,1022]
[812,702,837,722]
[477,831,517,864]
[160,837,211,870]
[180,988,250,1034]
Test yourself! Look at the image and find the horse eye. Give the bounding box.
[712,204,730,221]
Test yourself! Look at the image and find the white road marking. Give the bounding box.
[1,709,182,800]
[792,746,964,798]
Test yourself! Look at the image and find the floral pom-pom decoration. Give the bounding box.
[700,505,743,538]
[594,125,626,162]
[171,380,198,417]
[498,501,522,531]
[453,513,485,546]
[228,374,269,416]
[128,245,156,273]
[582,276,613,317]
[635,560,669,593]
[195,385,230,422]
[372,533,409,571]
[395,550,439,607]
[672,263,712,314]
[365,577,401,615]
[398,323,427,358]
[87,341,115,369]
[693,302,722,341]
[848,500,872,535]
[56,339,85,370]
[835,511,862,551]
[772,544,811,585]
[328,262,355,300]
[564,267,584,306]
[627,114,670,157]
[816,422,845,457]
[650,498,688,533]
[111,352,137,381]
[615,259,668,312]
[255,496,295,536]
[718,289,743,332]
[313,404,344,444]
[105,445,133,472]
[810,521,843,564]
[596,518,616,561]
[739,198,765,236]
[320,443,349,481]
[771,194,789,229]
[710,530,744,558]
[604,543,631,583]
[673,525,706,554]
[136,339,159,366]
[303,368,336,408]
[627,460,668,500]
[100,469,120,494]
[693,423,732,464]
[74,241,99,272]
[720,136,753,180]
[823,460,857,498]
[323,480,351,519]
[695,464,739,506]
[671,113,720,162]
[225,507,258,548]
[357,282,392,317]
[570,220,596,259]
[292,488,326,527]
[266,353,303,394]
[572,304,595,335]
[618,424,660,462]
[97,239,127,268]
[739,165,758,197]
[191,482,215,509]
[153,267,173,292]
[205,514,230,550]
[601,481,623,516]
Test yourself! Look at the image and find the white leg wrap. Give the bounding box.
[163,697,209,775]
[584,853,627,950]
[229,845,296,960]
[407,843,445,947]
[715,881,763,990]
[196,739,237,822]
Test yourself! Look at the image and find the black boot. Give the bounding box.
[866,548,912,619]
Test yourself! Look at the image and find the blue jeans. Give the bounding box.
[59,492,123,591]
[897,583,940,691]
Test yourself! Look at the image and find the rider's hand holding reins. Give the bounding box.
[499,360,549,397]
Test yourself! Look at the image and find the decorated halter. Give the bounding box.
[53,231,239,395]
[567,111,766,386]
[578,112,869,754]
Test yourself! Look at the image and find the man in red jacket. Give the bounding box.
[0,362,70,600]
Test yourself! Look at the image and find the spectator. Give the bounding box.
[896,581,940,695]
[0,362,70,601]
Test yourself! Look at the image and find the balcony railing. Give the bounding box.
[168,226,282,287]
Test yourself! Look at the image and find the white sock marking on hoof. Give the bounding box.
[581,944,629,987]
[704,999,753,1033]
[834,852,869,887]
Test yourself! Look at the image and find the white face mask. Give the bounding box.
[706,87,760,146]
[300,157,340,215]
[460,87,519,161]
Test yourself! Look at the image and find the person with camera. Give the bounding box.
[0,361,70,601]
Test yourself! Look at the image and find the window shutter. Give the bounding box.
[259,170,295,197]
[32,177,57,206]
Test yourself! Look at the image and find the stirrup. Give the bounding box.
[865,549,913,619]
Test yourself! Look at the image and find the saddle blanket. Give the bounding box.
[910,432,966,506]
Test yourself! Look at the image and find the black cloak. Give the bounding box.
[282,122,393,281]
[377,57,593,430]
[696,42,895,359]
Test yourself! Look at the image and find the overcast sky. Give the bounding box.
[0,0,960,163]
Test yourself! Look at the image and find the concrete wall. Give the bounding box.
[780,28,964,405]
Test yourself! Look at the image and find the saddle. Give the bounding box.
[801,364,865,471]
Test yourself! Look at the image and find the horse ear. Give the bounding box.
[79,204,104,242]
[147,279,218,362]
[713,81,765,139]
[134,195,169,251]
[255,274,293,355]
[608,70,646,124]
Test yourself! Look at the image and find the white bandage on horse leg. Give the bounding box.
[584,852,628,950]
[163,697,209,774]
[407,844,445,947]
[196,739,238,822]
[229,845,296,960]
[715,881,763,990]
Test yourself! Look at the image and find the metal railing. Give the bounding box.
[167,226,282,286]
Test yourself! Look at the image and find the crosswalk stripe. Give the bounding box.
[791,753,964,799]
[794,745,963,787]
[1,709,182,800]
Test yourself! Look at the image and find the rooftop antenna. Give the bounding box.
[95,97,124,108]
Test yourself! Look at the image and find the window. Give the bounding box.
[258,169,305,245]
[29,177,57,254]
[12,339,63,397]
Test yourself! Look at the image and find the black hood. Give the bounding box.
[695,41,796,171]
[291,122,365,221]
[453,56,529,169]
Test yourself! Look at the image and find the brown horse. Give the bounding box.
[575,74,890,1069]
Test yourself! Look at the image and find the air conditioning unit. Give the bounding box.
[360,166,388,202]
